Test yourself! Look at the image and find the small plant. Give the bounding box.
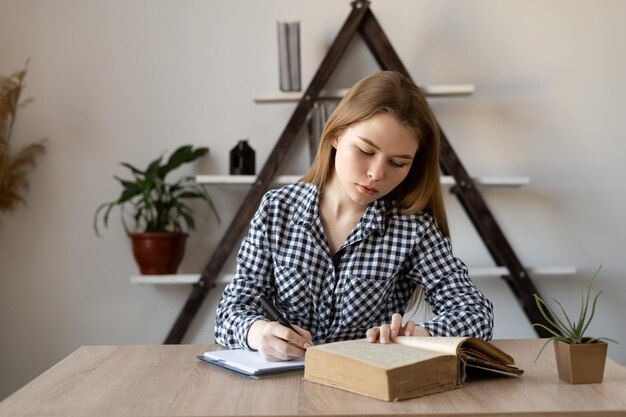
[93,144,220,236]
[532,266,618,361]
[1,63,46,218]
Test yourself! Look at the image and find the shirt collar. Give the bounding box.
[292,183,388,237]
[292,183,320,227]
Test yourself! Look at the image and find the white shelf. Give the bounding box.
[131,266,576,285]
[196,175,530,187]
[195,174,301,185]
[469,266,577,277]
[130,274,233,285]
[253,84,475,103]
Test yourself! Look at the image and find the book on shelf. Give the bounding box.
[307,101,337,163]
[277,21,301,91]
[304,336,523,401]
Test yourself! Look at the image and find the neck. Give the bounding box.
[321,175,366,219]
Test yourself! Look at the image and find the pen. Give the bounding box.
[257,294,297,332]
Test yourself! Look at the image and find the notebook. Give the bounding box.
[197,349,305,377]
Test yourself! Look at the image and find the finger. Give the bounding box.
[292,325,314,348]
[272,324,310,350]
[403,320,416,336]
[259,323,307,361]
[413,325,432,337]
[366,327,380,342]
[267,322,310,352]
[259,343,304,361]
[379,323,392,344]
[390,313,403,338]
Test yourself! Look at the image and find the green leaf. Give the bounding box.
[145,157,163,182]
[159,145,208,179]
[551,298,576,336]
[533,294,569,336]
[533,338,555,362]
[119,162,144,176]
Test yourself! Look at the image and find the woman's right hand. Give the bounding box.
[247,319,313,361]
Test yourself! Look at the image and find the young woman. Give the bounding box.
[215,71,493,361]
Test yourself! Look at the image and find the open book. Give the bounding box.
[303,336,523,401]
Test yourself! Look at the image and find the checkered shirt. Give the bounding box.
[214,182,494,349]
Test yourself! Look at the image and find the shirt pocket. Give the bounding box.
[273,265,312,322]
[339,274,393,329]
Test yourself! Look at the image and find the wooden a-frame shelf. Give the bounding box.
[161,0,563,343]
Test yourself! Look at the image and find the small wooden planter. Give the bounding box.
[129,232,188,275]
[553,339,608,384]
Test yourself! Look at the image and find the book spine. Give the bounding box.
[288,21,301,91]
[277,21,301,91]
[277,21,291,91]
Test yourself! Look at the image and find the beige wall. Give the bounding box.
[1,0,625,399]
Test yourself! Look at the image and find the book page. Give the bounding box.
[313,339,443,370]
[394,336,518,368]
[393,336,467,355]
[459,338,514,365]
[465,356,523,376]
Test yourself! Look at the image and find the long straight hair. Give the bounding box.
[301,71,449,312]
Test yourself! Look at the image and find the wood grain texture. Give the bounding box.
[1,340,625,417]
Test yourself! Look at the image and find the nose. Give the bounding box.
[367,158,385,181]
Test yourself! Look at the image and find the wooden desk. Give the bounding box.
[1,339,625,417]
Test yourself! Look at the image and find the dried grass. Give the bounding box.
[0,62,47,217]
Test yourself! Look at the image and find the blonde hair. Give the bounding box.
[301,70,449,237]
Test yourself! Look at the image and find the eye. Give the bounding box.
[390,160,407,168]
[357,147,373,156]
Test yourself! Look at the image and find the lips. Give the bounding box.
[358,184,378,195]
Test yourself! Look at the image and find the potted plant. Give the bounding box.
[93,144,220,275]
[532,267,618,384]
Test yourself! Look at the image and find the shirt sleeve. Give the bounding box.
[214,193,274,350]
[411,219,494,340]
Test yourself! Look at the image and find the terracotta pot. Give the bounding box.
[129,232,188,275]
[553,339,607,384]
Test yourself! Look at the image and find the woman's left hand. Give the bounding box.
[366,313,431,343]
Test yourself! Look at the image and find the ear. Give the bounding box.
[331,134,339,148]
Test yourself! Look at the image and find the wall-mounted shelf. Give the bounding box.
[130,274,233,285]
[469,266,577,277]
[130,266,576,285]
[196,175,530,187]
[253,84,475,103]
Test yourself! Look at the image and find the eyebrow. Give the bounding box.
[357,136,415,160]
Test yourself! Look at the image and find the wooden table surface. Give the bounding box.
[1,339,625,417]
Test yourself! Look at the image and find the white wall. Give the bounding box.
[1,0,625,399]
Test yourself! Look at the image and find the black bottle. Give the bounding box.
[230,140,255,175]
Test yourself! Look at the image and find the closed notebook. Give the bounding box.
[198,349,304,377]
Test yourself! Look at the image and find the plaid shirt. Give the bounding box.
[215,182,493,349]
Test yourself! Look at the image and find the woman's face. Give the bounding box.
[331,112,418,207]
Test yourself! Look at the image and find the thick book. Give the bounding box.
[304,336,523,401]
[198,349,304,378]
